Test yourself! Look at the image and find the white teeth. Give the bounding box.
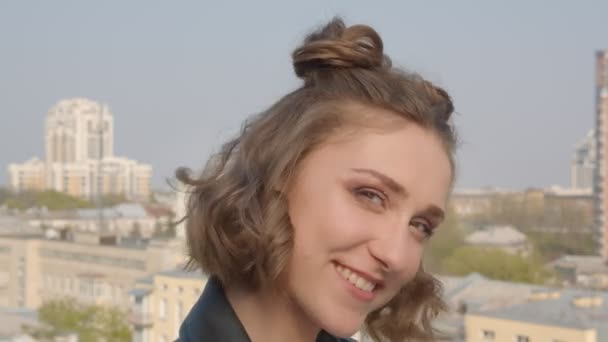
[335,263,376,293]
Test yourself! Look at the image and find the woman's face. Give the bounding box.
[284,109,452,337]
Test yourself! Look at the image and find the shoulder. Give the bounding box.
[178,276,251,342]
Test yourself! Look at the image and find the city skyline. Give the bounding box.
[1,2,608,190]
[7,98,152,201]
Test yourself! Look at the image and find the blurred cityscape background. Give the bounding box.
[1,2,608,342]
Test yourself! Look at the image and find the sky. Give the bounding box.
[1,1,607,190]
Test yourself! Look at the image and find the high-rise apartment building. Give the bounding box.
[594,50,608,261]
[8,98,152,201]
[45,99,114,164]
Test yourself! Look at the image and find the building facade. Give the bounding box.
[0,230,186,310]
[7,158,47,193]
[465,290,607,342]
[8,98,152,201]
[44,98,114,164]
[130,269,207,342]
[595,50,608,260]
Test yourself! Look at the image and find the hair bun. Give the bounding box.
[292,18,389,80]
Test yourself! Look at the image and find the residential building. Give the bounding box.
[550,254,608,290]
[437,273,608,342]
[450,188,518,217]
[465,289,608,342]
[0,217,186,310]
[434,273,549,341]
[129,268,207,342]
[8,98,152,201]
[594,49,608,260]
[23,203,171,239]
[7,158,46,193]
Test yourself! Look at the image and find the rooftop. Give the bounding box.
[465,225,527,246]
[471,290,608,340]
[439,273,548,312]
[156,268,206,280]
[550,255,608,274]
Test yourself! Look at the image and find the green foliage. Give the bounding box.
[0,186,11,204]
[30,298,131,342]
[2,190,94,210]
[467,195,592,233]
[441,246,552,284]
[424,207,466,272]
[528,231,597,262]
[94,193,129,207]
[463,194,595,261]
[0,189,132,211]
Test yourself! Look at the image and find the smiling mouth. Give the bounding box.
[334,263,378,293]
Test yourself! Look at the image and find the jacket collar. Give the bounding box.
[178,276,352,342]
[179,276,250,342]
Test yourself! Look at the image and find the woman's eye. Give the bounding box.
[410,220,434,239]
[355,188,385,207]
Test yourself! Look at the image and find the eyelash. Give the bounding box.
[353,186,435,239]
[354,187,387,208]
[411,220,434,239]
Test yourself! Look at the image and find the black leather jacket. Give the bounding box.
[177,276,355,342]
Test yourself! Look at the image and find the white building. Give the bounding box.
[465,225,530,255]
[8,98,151,201]
[45,98,114,164]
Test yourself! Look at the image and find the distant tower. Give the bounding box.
[594,50,608,261]
[45,98,114,164]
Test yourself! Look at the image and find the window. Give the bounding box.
[159,298,167,319]
[177,300,184,322]
[481,330,495,340]
[516,335,529,342]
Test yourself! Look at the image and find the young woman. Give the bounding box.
[177,17,457,342]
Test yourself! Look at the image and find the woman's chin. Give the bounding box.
[319,314,365,339]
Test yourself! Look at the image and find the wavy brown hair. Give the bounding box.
[177,17,456,342]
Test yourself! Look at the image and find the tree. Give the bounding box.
[424,207,466,272]
[441,246,552,284]
[528,231,597,262]
[99,193,128,207]
[0,186,11,204]
[1,190,94,210]
[26,298,131,342]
